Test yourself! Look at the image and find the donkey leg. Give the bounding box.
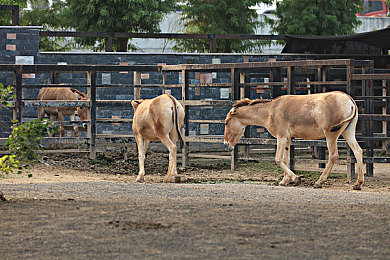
[159,135,177,183]
[276,137,297,186]
[49,114,58,149]
[38,107,45,121]
[282,138,301,185]
[314,134,339,188]
[57,112,65,137]
[49,114,57,138]
[135,136,149,182]
[342,128,364,190]
[69,114,80,137]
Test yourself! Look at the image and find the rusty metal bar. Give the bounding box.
[0,5,19,25]
[24,100,90,107]
[160,59,372,72]
[351,74,390,80]
[0,64,158,73]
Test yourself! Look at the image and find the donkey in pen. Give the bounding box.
[223,91,364,190]
[131,94,185,183]
[38,87,88,137]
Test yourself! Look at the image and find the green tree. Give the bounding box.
[2,0,177,51]
[270,0,363,36]
[0,0,69,50]
[22,0,74,51]
[174,0,272,53]
[60,0,177,51]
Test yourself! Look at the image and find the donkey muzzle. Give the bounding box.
[223,141,234,151]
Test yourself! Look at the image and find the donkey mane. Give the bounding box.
[233,98,272,108]
[70,88,86,98]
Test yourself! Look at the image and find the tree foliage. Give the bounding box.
[270,0,363,36]
[1,0,176,51]
[22,0,74,51]
[60,0,177,51]
[174,0,272,53]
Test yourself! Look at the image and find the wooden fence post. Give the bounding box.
[287,66,295,171]
[241,72,251,159]
[87,71,97,159]
[181,69,190,167]
[105,37,113,52]
[11,5,19,26]
[386,79,390,154]
[133,71,141,100]
[346,64,355,180]
[230,68,240,170]
[316,66,326,169]
[13,68,22,122]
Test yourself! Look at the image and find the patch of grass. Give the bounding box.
[239,161,283,174]
[87,155,114,166]
[240,160,345,180]
[295,170,345,180]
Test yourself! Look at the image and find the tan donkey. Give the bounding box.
[38,87,88,137]
[223,91,364,190]
[131,94,185,183]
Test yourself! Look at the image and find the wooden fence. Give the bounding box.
[159,58,385,180]
[1,59,390,180]
[0,64,158,159]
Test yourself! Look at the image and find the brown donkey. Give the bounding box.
[38,87,88,137]
[131,94,185,183]
[224,91,364,190]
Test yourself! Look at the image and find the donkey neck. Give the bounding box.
[236,102,271,128]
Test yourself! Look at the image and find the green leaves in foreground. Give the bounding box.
[0,120,58,176]
[0,84,15,109]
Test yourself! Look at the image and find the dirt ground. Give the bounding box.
[1,152,390,259]
[2,151,390,192]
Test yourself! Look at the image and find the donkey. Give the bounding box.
[38,87,88,137]
[223,91,364,190]
[131,94,185,183]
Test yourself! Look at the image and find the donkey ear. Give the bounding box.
[131,100,144,110]
[131,100,140,109]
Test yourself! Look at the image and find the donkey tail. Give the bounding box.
[330,96,357,132]
[167,94,184,148]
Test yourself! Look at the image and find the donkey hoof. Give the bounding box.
[278,181,288,187]
[352,185,361,191]
[135,177,144,183]
[293,176,302,186]
[163,177,173,183]
[313,183,322,189]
